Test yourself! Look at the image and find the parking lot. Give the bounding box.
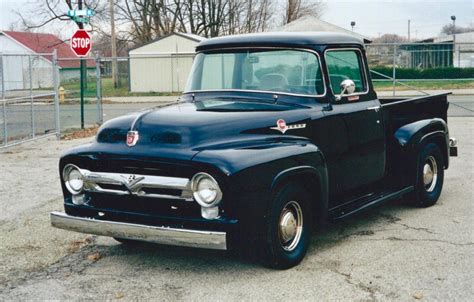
[0,112,473,300]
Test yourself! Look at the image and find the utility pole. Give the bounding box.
[78,0,85,129]
[451,15,456,67]
[109,0,118,88]
[407,19,411,42]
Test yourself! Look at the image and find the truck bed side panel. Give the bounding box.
[380,93,450,185]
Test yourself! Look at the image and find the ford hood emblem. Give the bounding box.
[126,131,139,147]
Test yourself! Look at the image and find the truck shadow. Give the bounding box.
[309,197,414,254]
[86,197,415,270]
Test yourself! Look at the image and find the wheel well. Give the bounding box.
[273,172,326,227]
[421,134,448,169]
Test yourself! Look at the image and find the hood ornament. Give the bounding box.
[126,131,139,147]
[270,119,306,134]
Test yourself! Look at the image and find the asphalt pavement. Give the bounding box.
[0,115,472,300]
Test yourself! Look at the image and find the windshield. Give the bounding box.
[194,99,300,111]
[185,49,325,96]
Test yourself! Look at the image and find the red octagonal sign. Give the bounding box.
[70,29,92,57]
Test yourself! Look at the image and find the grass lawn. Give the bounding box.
[373,79,474,91]
[61,77,179,98]
[61,77,473,97]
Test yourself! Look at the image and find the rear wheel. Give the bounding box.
[412,142,444,207]
[261,183,312,269]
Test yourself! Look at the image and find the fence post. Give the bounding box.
[29,55,35,138]
[458,45,461,67]
[95,53,103,124]
[392,44,396,96]
[1,53,7,146]
[1,53,4,100]
[52,49,60,140]
[171,54,175,93]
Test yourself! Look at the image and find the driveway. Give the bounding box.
[0,117,472,301]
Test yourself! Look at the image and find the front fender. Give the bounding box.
[191,137,328,227]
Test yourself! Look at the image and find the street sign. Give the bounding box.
[67,9,94,17]
[67,8,94,24]
[70,29,92,57]
[73,17,90,24]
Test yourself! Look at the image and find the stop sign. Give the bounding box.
[70,29,92,57]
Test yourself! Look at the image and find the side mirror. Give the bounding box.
[335,79,356,101]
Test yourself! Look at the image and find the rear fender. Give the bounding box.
[394,118,449,184]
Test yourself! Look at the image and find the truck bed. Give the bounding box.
[379,93,450,178]
[379,93,450,128]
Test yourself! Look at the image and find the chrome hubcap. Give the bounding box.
[279,201,303,251]
[423,156,438,192]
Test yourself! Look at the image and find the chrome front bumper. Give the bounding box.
[50,211,227,250]
[66,165,194,201]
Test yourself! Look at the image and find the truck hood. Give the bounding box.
[95,101,312,160]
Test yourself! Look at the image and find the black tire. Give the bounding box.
[113,237,142,245]
[412,142,444,207]
[261,183,313,269]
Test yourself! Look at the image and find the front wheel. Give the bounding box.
[412,142,445,207]
[262,184,313,269]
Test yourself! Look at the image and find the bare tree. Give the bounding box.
[228,0,272,34]
[441,23,474,35]
[15,0,108,37]
[372,34,407,44]
[13,0,323,50]
[283,0,325,24]
[114,0,273,42]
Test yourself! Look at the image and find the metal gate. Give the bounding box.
[1,50,103,149]
[0,50,60,148]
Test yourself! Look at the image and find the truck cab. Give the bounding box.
[51,32,457,269]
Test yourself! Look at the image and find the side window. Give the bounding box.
[325,50,367,95]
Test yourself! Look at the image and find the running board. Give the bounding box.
[329,186,414,220]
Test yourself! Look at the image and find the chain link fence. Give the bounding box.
[1,42,473,148]
[0,51,60,148]
[56,56,103,130]
[94,43,473,98]
[0,51,104,148]
[365,42,474,95]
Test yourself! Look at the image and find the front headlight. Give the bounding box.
[63,164,84,195]
[191,172,222,208]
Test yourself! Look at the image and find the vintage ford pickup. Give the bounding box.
[51,32,457,268]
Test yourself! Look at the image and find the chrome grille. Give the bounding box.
[76,167,193,201]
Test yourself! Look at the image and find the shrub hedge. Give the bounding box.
[370,66,474,80]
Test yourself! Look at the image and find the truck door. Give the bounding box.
[319,48,385,199]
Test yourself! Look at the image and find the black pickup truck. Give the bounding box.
[51,32,457,269]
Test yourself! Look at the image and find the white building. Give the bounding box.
[0,31,95,92]
[129,33,205,93]
[433,32,474,67]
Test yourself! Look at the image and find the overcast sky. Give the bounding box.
[0,0,473,40]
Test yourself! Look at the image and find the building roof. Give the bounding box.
[1,31,95,68]
[176,32,207,42]
[197,32,364,51]
[275,16,371,43]
[129,32,206,52]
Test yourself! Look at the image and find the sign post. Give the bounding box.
[70,29,92,129]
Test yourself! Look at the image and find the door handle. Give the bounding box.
[367,106,381,112]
